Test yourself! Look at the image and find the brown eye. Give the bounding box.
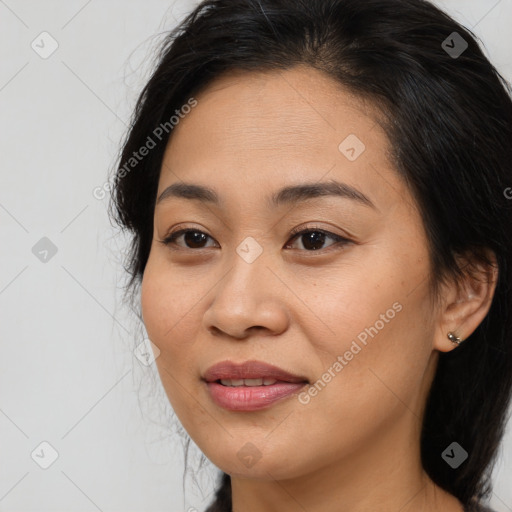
[160,229,216,249]
[285,228,349,251]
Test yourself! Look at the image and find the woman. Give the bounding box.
[109,1,512,511]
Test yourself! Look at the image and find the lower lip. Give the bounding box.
[205,381,308,411]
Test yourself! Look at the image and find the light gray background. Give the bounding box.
[1,1,511,511]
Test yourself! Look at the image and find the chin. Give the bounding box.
[205,447,308,482]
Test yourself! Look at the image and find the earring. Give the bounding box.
[447,332,463,345]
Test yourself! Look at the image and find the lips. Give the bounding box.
[202,360,309,384]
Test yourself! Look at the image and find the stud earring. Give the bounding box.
[447,332,463,345]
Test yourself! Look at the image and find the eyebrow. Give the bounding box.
[156,180,377,210]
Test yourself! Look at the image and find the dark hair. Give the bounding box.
[109,1,512,510]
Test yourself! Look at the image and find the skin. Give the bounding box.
[140,65,497,512]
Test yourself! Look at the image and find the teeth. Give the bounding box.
[221,378,245,386]
[219,378,278,387]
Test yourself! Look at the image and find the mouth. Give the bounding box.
[202,360,309,411]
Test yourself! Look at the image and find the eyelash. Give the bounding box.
[158,224,351,253]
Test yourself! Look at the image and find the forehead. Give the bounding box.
[159,65,411,216]
[165,65,380,158]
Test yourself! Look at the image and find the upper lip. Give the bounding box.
[202,360,309,383]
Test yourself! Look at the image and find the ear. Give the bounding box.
[434,248,499,353]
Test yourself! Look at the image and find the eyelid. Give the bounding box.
[288,223,348,240]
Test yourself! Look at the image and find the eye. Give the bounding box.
[159,228,218,250]
[285,225,350,252]
[158,225,350,252]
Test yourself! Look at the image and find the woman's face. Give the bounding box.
[141,65,444,481]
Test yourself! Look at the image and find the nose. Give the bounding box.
[202,246,290,340]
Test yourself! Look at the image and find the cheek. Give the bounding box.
[140,258,202,423]
[288,300,432,475]
[140,257,195,380]
[292,251,401,354]
[140,253,199,345]
[141,264,172,343]
[299,247,433,413]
